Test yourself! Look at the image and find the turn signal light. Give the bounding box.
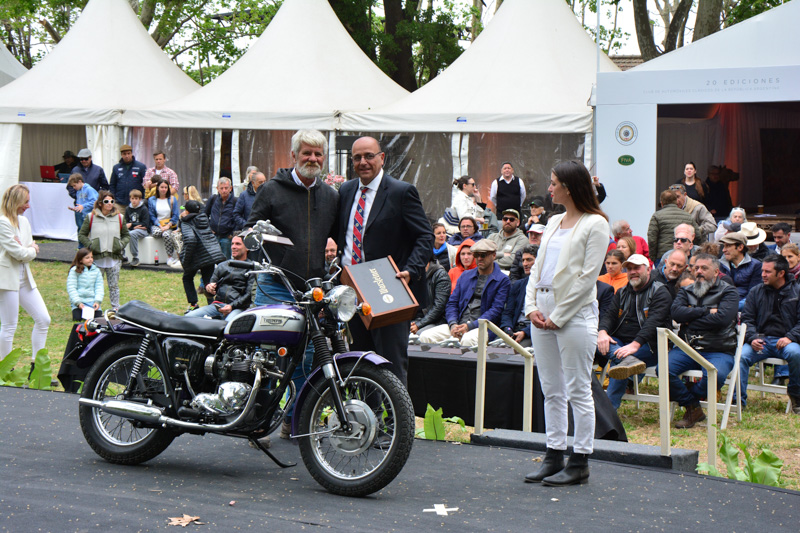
[360,303,372,316]
[312,287,324,302]
[277,347,288,357]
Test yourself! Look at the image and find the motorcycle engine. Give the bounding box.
[191,344,279,416]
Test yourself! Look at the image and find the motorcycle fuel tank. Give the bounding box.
[224,304,305,344]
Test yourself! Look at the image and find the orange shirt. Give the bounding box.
[597,271,628,293]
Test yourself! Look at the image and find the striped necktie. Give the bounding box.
[352,186,368,264]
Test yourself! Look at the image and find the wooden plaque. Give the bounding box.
[341,256,419,330]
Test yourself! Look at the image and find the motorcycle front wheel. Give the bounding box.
[79,340,176,465]
[297,361,415,497]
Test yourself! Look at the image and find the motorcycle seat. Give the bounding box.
[116,300,227,339]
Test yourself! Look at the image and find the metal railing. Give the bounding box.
[656,327,717,469]
[473,319,535,436]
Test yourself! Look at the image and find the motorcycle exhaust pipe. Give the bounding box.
[79,398,164,424]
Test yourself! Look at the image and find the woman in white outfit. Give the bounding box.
[0,184,51,376]
[451,176,484,224]
[523,161,609,486]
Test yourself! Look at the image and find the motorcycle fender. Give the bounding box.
[291,351,391,436]
[76,324,144,369]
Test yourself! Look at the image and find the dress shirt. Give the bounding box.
[342,170,384,265]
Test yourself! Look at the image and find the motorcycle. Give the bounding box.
[77,221,415,497]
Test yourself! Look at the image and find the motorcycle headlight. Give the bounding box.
[327,285,358,322]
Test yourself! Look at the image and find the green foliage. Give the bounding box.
[725,0,787,26]
[29,348,53,390]
[697,432,784,487]
[416,404,465,440]
[568,0,630,54]
[0,348,28,386]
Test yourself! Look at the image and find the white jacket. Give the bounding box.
[524,212,609,327]
[451,189,483,221]
[0,215,37,291]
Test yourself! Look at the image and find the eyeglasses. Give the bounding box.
[351,152,381,163]
[102,199,115,204]
[79,157,90,161]
[472,252,492,259]
[502,217,517,222]
[668,185,684,191]
[673,237,691,243]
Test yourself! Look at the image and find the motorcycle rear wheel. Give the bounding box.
[79,340,176,465]
[297,362,414,497]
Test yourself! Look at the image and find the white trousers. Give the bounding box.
[0,277,51,362]
[529,290,597,454]
[418,323,480,347]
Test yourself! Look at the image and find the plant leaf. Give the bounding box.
[167,514,201,527]
[0,348,23,384]
[29,348,51,390]
[696,462,722,477]
[750,448,783,487]
[718,433,746,481]
[423,404,446,441]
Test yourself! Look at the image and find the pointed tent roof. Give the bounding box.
[633,0,800,71]
[122,0,409,130]
[0,45,27,88]
[340,0,619,134]
[0,0,198,125]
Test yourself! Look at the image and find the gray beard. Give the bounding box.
[297,162,322,180]
[693,278,714,298]
[629,276,645,290]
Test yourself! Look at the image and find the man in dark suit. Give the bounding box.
[338,136,433,386]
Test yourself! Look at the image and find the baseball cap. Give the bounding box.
[623,254,649,269]
[528,224,545,234]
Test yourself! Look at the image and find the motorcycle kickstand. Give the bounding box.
[248,437,297,468]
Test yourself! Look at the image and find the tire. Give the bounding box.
[79,340,176,465]
[297,362,415,497]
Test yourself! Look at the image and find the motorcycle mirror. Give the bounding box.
[240,229,262,251]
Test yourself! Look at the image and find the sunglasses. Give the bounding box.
[502,217,517,222]
[79,157,90,161]
[673,237,691,243]
[102,199,115,204]
[472,252,493,259]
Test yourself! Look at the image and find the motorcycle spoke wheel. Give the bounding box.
[298,363,414,497]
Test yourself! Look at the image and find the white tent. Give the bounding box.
[122,0,409,131]
[0,45,26,88]
[340,0,619,134]
[596,0,800,237]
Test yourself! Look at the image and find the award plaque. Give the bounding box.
[341,256,419,330]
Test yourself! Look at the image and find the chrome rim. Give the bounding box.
[91,355,166,447]
[308,376,396,481]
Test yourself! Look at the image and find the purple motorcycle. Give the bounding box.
[77,221,414,497]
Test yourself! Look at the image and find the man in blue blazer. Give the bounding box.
[337,136,433,386]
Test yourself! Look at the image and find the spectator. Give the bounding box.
[528,224,544,245]
[670,183,716,242]
[488,209,528,271]
[68,148,108,200]
[450,175,484,225]
[323,237,339,280]
[647,189,697,261]
[66,174,98,236]
[184,185,203,204]
[54,150,78,176]
[78,190,130,310]
[473,190,500,235]
[615,236,636,260]
[410,260,451,335]
[705,165,733,221]
[598,254,673,409]
[448,239,476,291]
[658,223,700,268]
[660,253,739,428]
[781,244,800,279]
[419,240,510,347]
[592,175,608,203]
[719,231,762,310]
[509,227,542,281]
[432,222,453,271]
[144,151,180,198]
[66,249,103,321]
[768,222,792,253]
[740,221,769,261]
[499,244,538,347]
[526,196,549,230]
[609,219,651,264]
[147,179,181,269]
[185,235,254,321]
[110,144,146,207]
[179,200,225,314]
[205,177,238,259]
[597,249,628,292]
[737,253,800,412]
[124,189,150,267]
[652,249,688,298]
[713,207,746,242]
[234,171,267,231]
[675,161,708,205]
[490,162,525,217]
[449,216,483,246]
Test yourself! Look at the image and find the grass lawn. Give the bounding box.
[9,260,800,489]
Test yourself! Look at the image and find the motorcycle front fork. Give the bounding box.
[308,320,351,433]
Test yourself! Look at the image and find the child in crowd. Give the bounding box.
[124,189,150,267]
[66,174,98,241]
[66,249,103,321]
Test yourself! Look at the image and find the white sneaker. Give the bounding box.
[169,259,183,270]
[166,257,176,267]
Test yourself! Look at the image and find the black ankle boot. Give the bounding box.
[542,453,590,486]
[525,448,565,483]
[27,362,35,380]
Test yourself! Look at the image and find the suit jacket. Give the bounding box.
[0,215,37,291]
[338,174,433,306]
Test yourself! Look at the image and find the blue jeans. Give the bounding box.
[739,336,800,405]
[658,348,735,407]
[184,304,243,322]
[605,338,657,409]
[127,228,149,259]
[75,211,85,248]
[255,274,313,419]
[217,237,232,259]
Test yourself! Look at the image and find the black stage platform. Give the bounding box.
[2,387,798,532]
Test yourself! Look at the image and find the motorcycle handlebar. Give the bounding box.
[229,260,257,270]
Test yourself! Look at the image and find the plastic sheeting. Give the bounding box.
[16,124,83,182]
[128,127,214,202]
[237,130,294,183]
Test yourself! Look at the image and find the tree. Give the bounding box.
[568,0,631,55]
